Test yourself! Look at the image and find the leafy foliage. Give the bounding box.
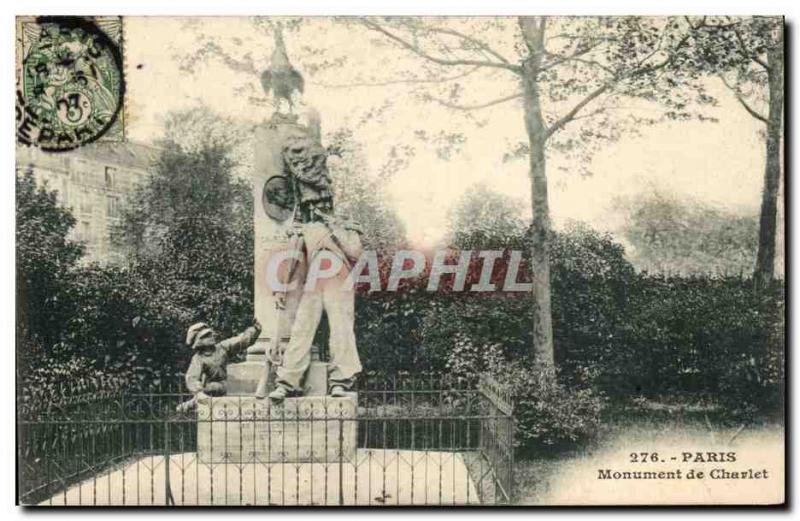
[615,190,758,275]
[16,168,84,380]
[549,223,636,377]
[490,360,605,453]
[446,183,527,250]
[114,141,255,349]
[326,128,408,251]
[691,16,782,128]
[18,139,257,397]
[16,169,84,346]
[609,275,784,413]
[356,289,428,373]
[58,264,189,381]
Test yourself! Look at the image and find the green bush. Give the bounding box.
[16,168,84,377]
[419,293,531,372]
[60,264,191,376]
[413,223,784,418]
[609,275,784,412]
[444,333,505,384]
[489,359,605,454]
[355,289,429,372]
[549,225,636,382]
[718,288,786,419]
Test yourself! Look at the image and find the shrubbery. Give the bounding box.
[489,359,605,454]
[614,275,785,416]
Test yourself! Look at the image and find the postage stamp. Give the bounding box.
[15,16,125,151]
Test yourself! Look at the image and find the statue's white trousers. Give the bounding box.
[276,271,362,392]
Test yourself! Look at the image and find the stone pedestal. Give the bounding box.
[225,361,263,395]
[197,395,357,464]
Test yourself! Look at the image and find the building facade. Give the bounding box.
[16,142,158,264]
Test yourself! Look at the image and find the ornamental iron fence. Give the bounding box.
[18,373,514,506]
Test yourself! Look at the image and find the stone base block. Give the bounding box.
[197,395,357,464]
[226,361,264,395]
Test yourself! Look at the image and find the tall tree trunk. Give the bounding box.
[754,32,784,289]
[519,17,554,367]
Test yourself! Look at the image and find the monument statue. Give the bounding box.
[176,27,363,407]
[248,27,364,401]
[268,214,364,401]
[282,134,333,222]
[176,319,261,411]
[260,24,304,114]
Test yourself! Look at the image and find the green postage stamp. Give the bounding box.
[16,16,125,151]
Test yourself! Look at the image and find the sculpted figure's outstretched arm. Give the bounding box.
[218,319,263,358]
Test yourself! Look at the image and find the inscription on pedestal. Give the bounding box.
[197,395,356,464]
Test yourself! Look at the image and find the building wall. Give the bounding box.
[16,142,158,265]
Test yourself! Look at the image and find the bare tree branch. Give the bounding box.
[360,18,522,73]
[425,26,513,64]
[546,84,610,138]
[178,41,259,76]
[313,66,482,88]
[568,106,608,122]
[560,56,615,75]
[426,92,523,111]
[540,41,603,72]
[719,75,769,123]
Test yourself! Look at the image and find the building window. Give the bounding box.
[105,166,116,190]
[107,195,119,219]
[79,189,92,216]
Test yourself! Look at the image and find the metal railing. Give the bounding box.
[18,374,514,506]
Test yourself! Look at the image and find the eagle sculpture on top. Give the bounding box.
[260,26,304,113]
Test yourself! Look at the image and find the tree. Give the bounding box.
[16,168,83,353]
[445,183,527,250]
[114,140,255,339]
[697,17,784,288]
[614,190,758,275]
[357,16,710,366]
[160,105,255,180]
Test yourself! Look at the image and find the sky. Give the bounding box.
[123,17,775,250]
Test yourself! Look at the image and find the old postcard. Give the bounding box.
[15,15,785,506]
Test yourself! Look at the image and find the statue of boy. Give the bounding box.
[176,318,262,412]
